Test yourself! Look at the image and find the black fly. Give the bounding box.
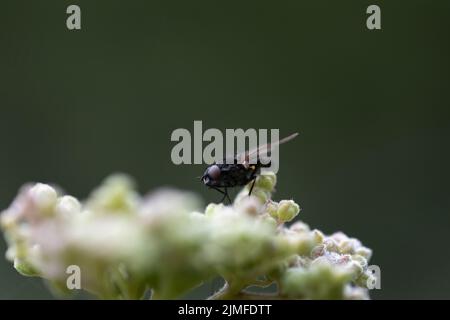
[201,133,298,203]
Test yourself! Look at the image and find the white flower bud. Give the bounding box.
[235,196,263,216]
[346,260,364,278]
[323,238,339,252]
[56,196,81,218]
[352,254,368,269]
[289,221,310,233]
[344,285,369,300]
[339,238,361,254]
[29,183,57,212]
[355,247,373,260]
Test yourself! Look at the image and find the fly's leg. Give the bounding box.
[248,178,256,196]
[210,186,231,204]
[223,187,231,203]
[248,165,259,196]
[210,186,225,200]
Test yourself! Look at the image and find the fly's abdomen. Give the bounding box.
[214,164,256,187]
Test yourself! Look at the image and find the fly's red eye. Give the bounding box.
[207,165,221,180]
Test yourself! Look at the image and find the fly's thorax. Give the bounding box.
[202,162,258,188]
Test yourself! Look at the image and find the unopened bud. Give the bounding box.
[277,200,300,222]
[29,183,57,212]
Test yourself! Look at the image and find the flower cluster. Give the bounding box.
[0,173,375,299]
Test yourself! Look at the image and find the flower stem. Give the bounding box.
[208,282,282,300]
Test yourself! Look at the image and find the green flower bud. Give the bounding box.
[355,270,377,289]
[86,174,139,214]
[0,213,15,230]
[245,189,270,204]
[281,263,352,300]
[352,254,368,269]
[261,214,278,228]
[312,229,325,244]
[346,260,364,279]
[277,200,300,222]
[290,233,316,256]
[256,172,277,191]
[265,201,279,219]
[338,239,350,253]
[205,203,224,217]
[14,258,40,277]
[323,238,339,252]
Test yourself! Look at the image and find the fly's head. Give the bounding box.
[201,164,221,186]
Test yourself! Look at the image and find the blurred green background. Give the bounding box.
[1,0,449,299]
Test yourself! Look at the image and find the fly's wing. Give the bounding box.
[237,132,299,166]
